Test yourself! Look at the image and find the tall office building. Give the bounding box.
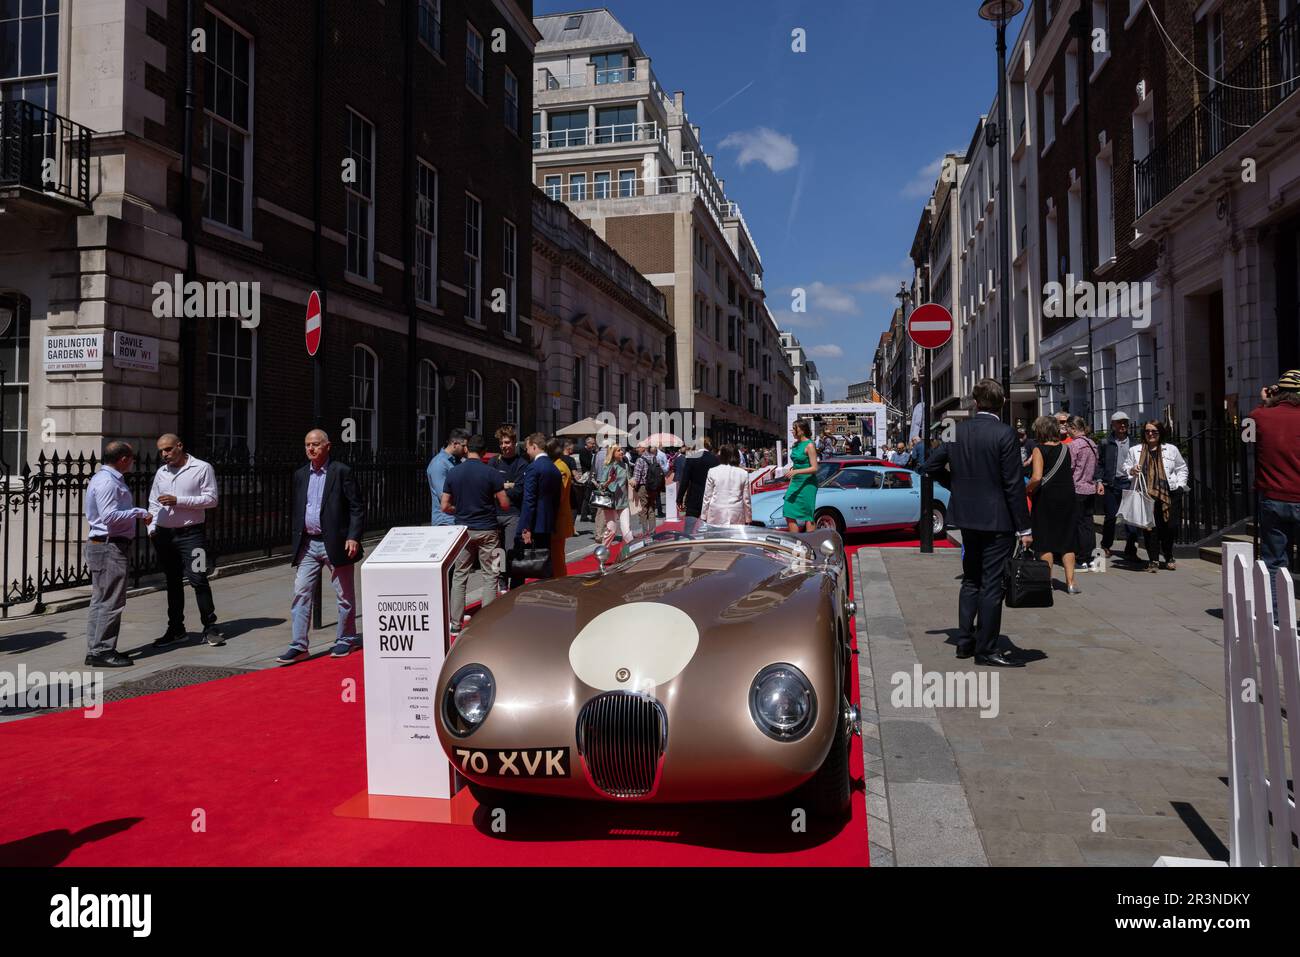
[530,8,793,446]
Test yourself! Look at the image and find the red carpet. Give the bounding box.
[0,543,869,867]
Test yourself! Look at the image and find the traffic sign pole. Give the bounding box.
[906,304,954,557]
[307,289,324,631]
[921,348,933,554]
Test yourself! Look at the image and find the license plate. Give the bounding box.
[453,747,571,778]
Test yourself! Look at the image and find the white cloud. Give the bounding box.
[902,155,947,198]
[807,281,857,314]
[718,127,800,173]
[807,344,844,359]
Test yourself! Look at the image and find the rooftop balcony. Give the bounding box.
[1135,8,1300,218]
[533,120,668,153]
[544,171,729,231]
[0,100,93,216]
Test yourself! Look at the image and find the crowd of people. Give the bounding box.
[921,371,1300,668]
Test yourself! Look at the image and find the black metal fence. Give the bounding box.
[0,450,431,616]
[1179,426,1252,545]
[0,99,93,207]
[1135,9,1300,217]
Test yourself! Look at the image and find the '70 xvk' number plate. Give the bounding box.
[454,747,571,778]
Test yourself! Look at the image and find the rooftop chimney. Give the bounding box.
[673,90,684,110]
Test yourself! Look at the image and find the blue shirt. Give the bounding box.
[86,464,147,539]
[426,450,458,526]
[305,461,329,534]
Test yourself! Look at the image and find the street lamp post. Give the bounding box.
[979,0,1023,425]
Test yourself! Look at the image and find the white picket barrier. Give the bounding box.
[1222,541,1300,866]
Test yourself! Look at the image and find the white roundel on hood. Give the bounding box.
[569,602,700,693]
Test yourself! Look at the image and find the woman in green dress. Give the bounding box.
[783,420,820,532]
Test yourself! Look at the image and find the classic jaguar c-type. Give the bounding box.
[435,525,860,819]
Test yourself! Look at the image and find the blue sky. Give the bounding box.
[533,0,1027,398]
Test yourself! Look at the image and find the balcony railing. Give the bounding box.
[595,66,637,85]
[543,172,729,230]
[542,71,587,90]
[1135,9,1300,217]
[0,99,93,207]
[533,121,664,151]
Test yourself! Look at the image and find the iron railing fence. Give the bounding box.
[0,449,431,616]
[1135,9,1300,217]
[0,99,92,207]
[1178,426,1253,546]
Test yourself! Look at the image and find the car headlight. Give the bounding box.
[443,664,495,737]
[749,663,817,740]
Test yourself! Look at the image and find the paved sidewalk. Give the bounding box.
[0,525,603,722]
[879,549,1234,866]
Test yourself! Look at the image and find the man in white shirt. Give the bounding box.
[148,434,223,646]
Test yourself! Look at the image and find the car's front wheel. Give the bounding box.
[796,698,852,822]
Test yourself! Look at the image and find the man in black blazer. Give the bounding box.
[278,429,366,664]
[924,379,1032,667]
[677,438,719,533]
[510,432,562,588]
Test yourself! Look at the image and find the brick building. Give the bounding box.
[0,0,541,469]
[1131,0,1300,431]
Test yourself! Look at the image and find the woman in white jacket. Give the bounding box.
[700,445,752,527]
[1123,421,1188,571]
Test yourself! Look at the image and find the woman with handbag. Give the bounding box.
[594,445,632,550]
[1026,415,1081,594]
[1123,421,1188,571]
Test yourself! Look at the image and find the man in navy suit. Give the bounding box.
[510,432,562,588]
[924,379,1032,667]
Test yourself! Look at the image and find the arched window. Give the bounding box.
[0,292,31,469]
[506,378,520,433]
[351,345,379,454]
[417,360,439,456]
[465,370,483,430]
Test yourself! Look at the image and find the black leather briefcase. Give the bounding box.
[508,545,553,581]
[1003,546,1053,608]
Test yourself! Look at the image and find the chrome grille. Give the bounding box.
[576,692,667,799]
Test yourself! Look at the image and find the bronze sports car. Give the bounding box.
[435,525,860,819]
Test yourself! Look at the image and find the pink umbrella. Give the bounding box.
[644,432,684,447]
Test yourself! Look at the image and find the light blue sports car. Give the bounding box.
[751,466,950,537]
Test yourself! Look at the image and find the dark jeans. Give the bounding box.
[1075,493,1097,563]
[154,524,218,633]
[957,528,1015,657]
[1260,498,1300,622]
[1141,490,1183,564]
[1100,477,1138,554]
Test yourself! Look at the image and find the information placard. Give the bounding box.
[361,525,468,799]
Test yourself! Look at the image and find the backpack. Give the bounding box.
[643,456,665,495]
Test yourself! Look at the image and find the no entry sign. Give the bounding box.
[305,290,322,356]
[907,303,954,350]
